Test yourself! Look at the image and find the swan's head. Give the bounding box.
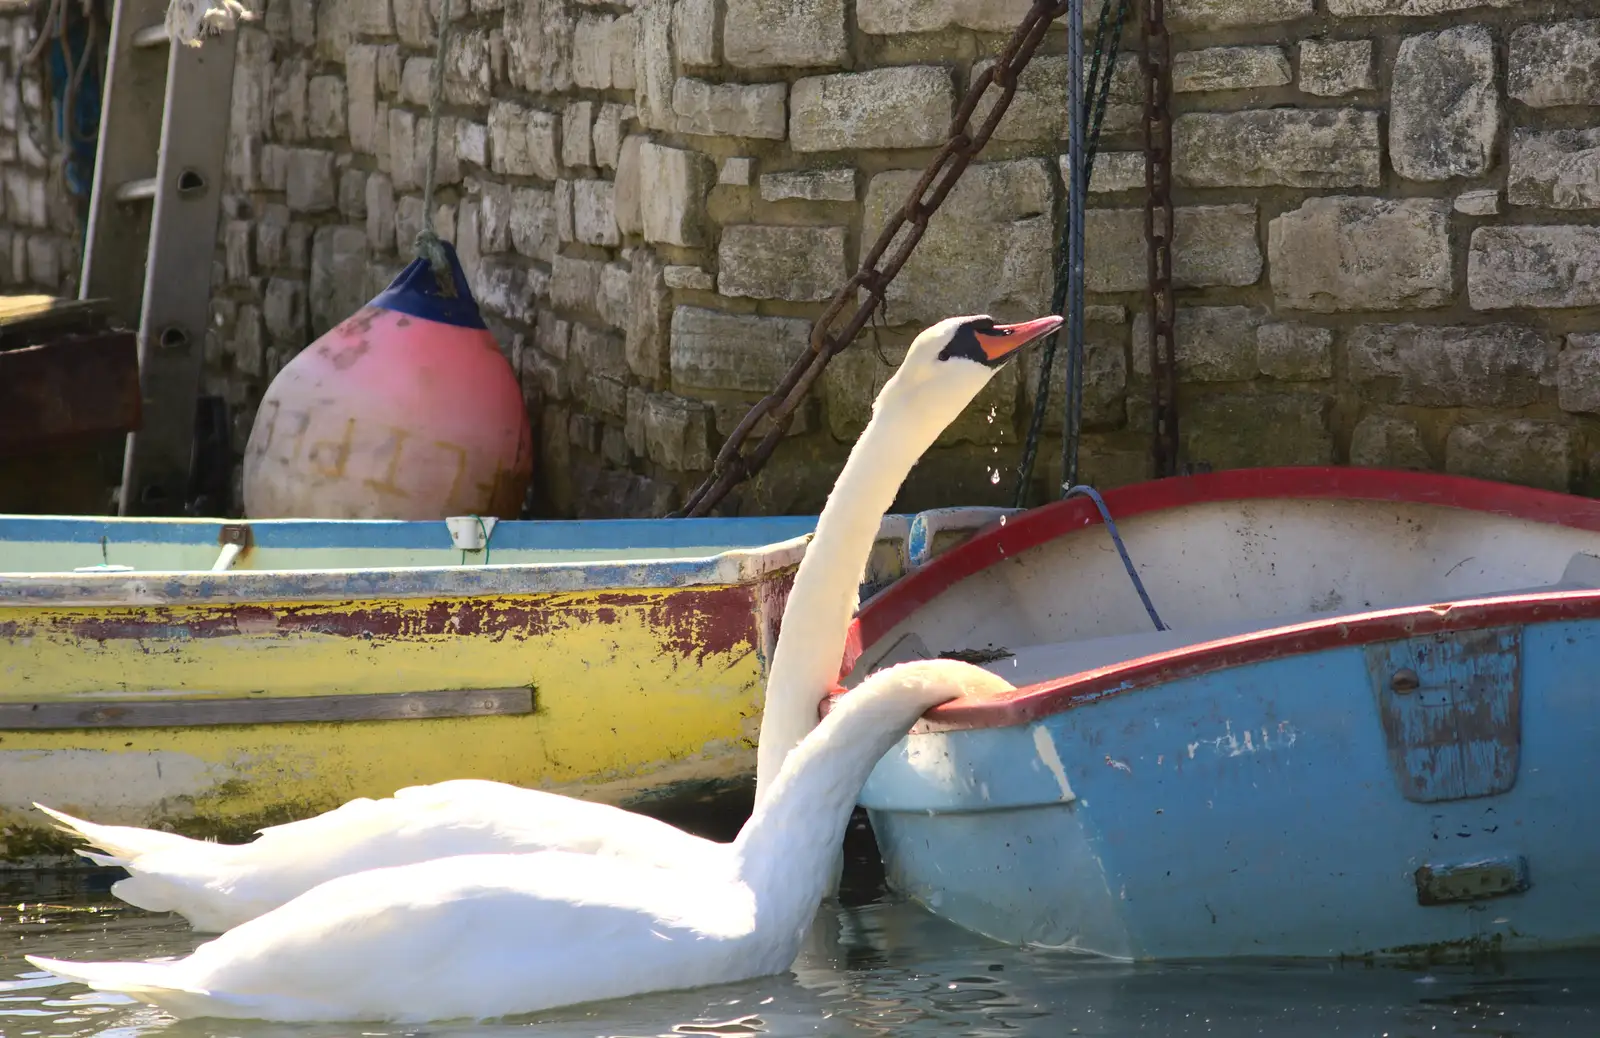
[875,314,1063,428]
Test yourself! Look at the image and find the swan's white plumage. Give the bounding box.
[28,659,1018,1023]
[33,313,1061,935]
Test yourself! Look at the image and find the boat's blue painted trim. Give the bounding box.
[0,513,829,551]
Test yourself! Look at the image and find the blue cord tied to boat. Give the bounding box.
[1063,484,1166,632]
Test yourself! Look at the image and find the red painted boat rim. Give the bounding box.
[835,466,1600,733]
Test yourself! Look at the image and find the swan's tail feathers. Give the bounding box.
[32,804,207,862]
[78,850,129,868]
[25,955,298,1020]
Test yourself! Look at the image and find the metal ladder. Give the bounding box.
[78,0,238,516]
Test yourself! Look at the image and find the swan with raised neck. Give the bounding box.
[31,312,1063,933]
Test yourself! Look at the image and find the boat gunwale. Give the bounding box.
[0,533,817,607]
[833,466,1600,733]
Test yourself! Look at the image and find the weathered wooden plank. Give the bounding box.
[0,688,535,730]
[0,332,142,454]
[0,295,113,348]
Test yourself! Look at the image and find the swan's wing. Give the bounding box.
[56,852,755,1022]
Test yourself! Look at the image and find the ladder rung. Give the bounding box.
[116,178,158,202]
[131,23,170,48]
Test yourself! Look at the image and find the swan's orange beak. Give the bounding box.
[972,315,1064,362]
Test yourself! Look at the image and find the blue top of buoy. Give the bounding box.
[369,239,488,330]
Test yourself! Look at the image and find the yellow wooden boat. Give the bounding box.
[0,508,1010,866]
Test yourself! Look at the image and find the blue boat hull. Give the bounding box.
[860,613,1600,961]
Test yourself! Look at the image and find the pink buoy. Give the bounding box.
[242,242,533,521]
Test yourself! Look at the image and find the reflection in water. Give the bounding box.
[5,822,1600,1038]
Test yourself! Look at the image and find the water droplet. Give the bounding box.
[989,469,1000,485]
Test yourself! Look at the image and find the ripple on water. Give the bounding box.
[6,876,1600,1038]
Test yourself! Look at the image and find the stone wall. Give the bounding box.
[0,12,85,297]
[3,0,1599,517]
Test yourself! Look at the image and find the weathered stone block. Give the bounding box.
[1328,0,1523,13]
[400,57,433,107]
[1509,128,1600,210]
[509,0,573,94]
[1083,152,1144,193]
[664,265,715,290]
[1172,46,1290,92]
[365,173,395,252]
[1086,204,1261,292]
[272,57,309,143]
[1347,323,1555,407]
[628,250,671,381]
[1455,189,1500,216]
[1350,415,1430,470]
[641,393,712,471]
[1257,323,1332,381]
[609,15,636,92]
[1298,39,1373,96]
[1559,334,1600,415]
[476,180,511,253]
[339,169,368,221]
[1269,197,1453,312]
[573,180,618,246]
[563,101,593,168]
[263,277,308,344]
[1509,21,1600,109]
[456,120,487,169]
[975,54,1141,142]
[718,157,754,186]
[674,79,787,140]
[633,2,674,131]
[1391,26,1497,181]
[308,76,346,140]
[857,0,1032,33]
[286,149,337,213]
[639,142,713,247]
[1175,109,1380,188]
[593,103,626,169]
[1446,420,1573,492]
[1468,226,1600,311]
[718,225,848,302]
[1131,306,1268,381]
[598,262,632,331]
[310,226,369,338]
[791,66,953,152]
[760,168,857,202]
[556,179,574,244]
[224,220,253,283]
[670,307,812,392]
[674,0,716,65]
[614,135,645,236]
[725,0,847,69]
[1185,393,1334,468]
[346,46,379,156]
[571,323,628,385]
[489,101,559,180]
[572,14,616,90]
[863,159,1052,325]
[1168,0,1311,30]
[509,187,557,263]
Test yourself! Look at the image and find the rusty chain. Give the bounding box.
[1140,0,1178,478]
[674,0,1071,518]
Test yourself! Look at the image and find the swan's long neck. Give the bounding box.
[733,663,962,946]
[753,401,938,806]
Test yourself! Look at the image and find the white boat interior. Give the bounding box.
[847,495,1600,689]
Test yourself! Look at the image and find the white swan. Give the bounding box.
[33,311,1062,933]
[27,657,1015,1023]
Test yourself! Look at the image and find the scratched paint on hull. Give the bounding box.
[0,584,776,862]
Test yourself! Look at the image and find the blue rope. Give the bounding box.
[1064,484,1166,631]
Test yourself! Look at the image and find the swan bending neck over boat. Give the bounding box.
[28,659,1016,1024]
[753,313,1062,806]
[31,312,1063,933]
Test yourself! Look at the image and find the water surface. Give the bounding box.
[5,826,1599,1038]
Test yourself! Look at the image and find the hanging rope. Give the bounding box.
[1012,0,1130,507]
[1064,484,1166,631]
[414,0,457,297]
[13,0,103,239]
